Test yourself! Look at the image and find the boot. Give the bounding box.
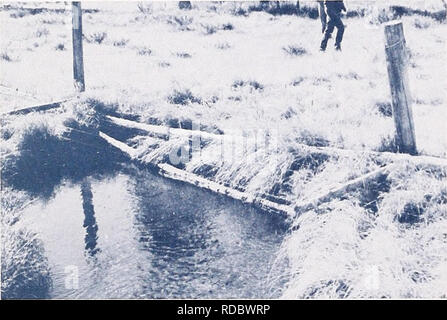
[320,38,329,52]
[320,30,332,52]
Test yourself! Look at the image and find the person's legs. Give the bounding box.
[320,19,335,51]
[318,1,327,33]
[333,16,345,50]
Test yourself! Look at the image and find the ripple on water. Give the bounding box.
[13,165,289,299]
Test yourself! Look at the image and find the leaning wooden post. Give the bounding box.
[384,21,417,155]
[72,2,85,92]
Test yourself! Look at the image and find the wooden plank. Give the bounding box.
[106,115,221,140]
[98,131,294,218]
[3,100,68,116]
[294,165,395,214]
[106,115,447,168]
[98,131,138,157]
[72,2,85,92]
[291,144,447,168]
[158,163,294,217]
[385,21,417,155]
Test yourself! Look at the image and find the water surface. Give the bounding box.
[16,165,287,299]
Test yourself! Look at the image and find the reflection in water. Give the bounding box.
[1,121,127,200]
[81,180,100,256]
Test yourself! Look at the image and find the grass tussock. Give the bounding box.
[137,47,152,56]
[175,52,191,58]
[85,32,107,44]
[1,190,52,299]
[232,80,264,91]
[166,15,194,31]
[112,38,129,47]
[136,2,153,15]
[283,45,308,57]
[216,42,231,50]
[168,89,202,105]
[278,163,447,299]
[54,43,65,51]
[34,27,49,38]
[1,226,53,299]
[1,50,14,62]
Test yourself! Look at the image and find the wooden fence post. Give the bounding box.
[384,21,417,155]
[72,2,85,92]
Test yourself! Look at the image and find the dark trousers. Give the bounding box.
[320,13,345,50]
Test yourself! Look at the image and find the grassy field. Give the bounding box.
[1,1,447,298]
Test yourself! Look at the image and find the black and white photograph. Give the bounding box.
[1,0,446,302]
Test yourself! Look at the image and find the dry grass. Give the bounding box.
[1,1,446,299]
